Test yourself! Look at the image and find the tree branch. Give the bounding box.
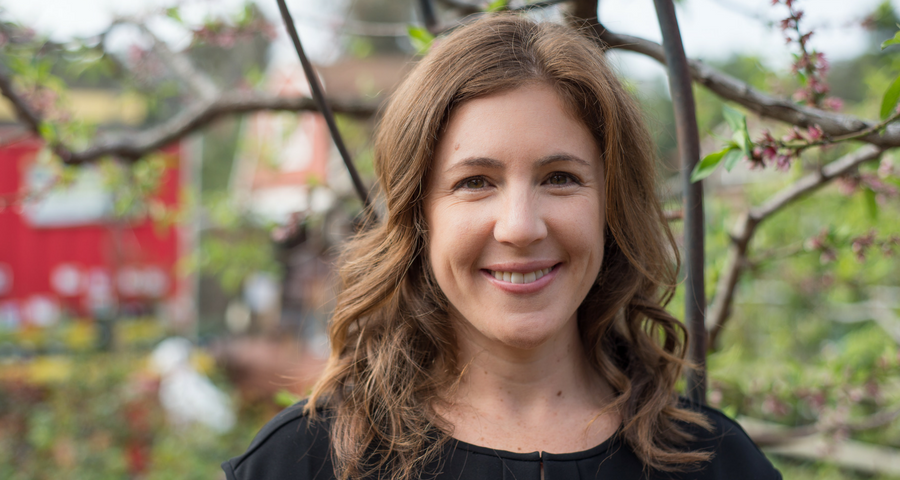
[63,92,379,165]
[590,25,900,148]
[0,63,74,161]
[739,412,900,476]
[744,408,900,447]
[705,145,884,346]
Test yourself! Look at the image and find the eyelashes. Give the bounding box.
[453,172,583,191]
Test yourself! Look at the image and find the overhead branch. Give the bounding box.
[589,24,900,148]
[63,92,379,165]
[0,64,44,133]
[705,145,885,347]
[0,63,74,161]
[135,22,219,101]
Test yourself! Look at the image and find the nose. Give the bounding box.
[493,188,548,248]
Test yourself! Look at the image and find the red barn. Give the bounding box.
[0,134,189,334]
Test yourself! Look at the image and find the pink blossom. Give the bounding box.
[783,126,806,142]
[822,97,843,111]
[807,124,824,140]
[836,176,860,196]
[775,154,792,171]
[878,157,896,178]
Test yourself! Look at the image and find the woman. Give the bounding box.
[223,14,782,480]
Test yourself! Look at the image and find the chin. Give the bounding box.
[490,316,569,351]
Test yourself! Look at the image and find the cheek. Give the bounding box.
[425,203,493,295]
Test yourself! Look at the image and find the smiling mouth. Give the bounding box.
[488,267,553,284]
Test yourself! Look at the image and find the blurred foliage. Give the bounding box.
[193,193,280,295]
[0,350,272,480]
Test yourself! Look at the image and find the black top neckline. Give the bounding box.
[223,399,784,480]
[448,426,622,462]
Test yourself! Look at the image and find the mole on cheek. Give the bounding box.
[454,143,460,151]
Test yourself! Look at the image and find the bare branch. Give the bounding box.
[740,413,900,476]
[435,0,481,15]
[63,92,378,165]
[706,145,884,346]
[590,25,900,148]
[745,408,900,447]
[135,22,219,101]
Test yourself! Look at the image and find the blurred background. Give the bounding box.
[0,0,898,479]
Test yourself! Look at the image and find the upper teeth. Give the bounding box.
[491,268,552,284]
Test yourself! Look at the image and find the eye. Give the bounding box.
[547,173,575,186]
[460,177,486,189]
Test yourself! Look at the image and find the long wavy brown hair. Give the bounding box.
[307,14,711,480]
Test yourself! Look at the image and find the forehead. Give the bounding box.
[432,83,599,172]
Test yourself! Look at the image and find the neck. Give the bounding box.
[436,314,620,453]
[452,321,602,410]
[450,314,614,413]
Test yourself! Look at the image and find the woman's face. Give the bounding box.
[424,82,605,352]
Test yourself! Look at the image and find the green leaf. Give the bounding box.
[486,0,508,12]
[165,7,182,24]
[407,25,434,54]
[863,187,879,220]
[722,148,744,172]
[881,30,900,49]
[722,105,745,133]
[691,146,734,182]
[38,122,58,144]
[722,105,753,155]
[880,74,900,119]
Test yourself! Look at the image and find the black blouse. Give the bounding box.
[223,400,782,480]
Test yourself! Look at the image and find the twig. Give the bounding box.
[277,0,371,209]
[704,145,884,347]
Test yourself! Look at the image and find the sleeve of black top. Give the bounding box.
[222,400,335,480]
[693,405,783,480]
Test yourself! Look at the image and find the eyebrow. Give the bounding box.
[447,153,592,172]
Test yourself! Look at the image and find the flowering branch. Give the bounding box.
[774,0,841,110]
[589,25,900,148]
[705,145,885,347]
